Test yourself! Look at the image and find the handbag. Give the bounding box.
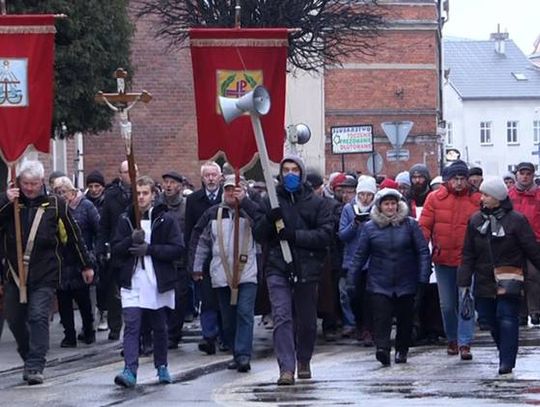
[493,266,524,297]
[460,288,475,320]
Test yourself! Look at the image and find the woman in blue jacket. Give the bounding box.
[350,188,431,366]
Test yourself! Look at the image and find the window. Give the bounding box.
[446,121,453,146]
[508,164,516,172]
[480,121,492,145]
[534,120,540,144]
[507,121,518,144]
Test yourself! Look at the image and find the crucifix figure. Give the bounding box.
[95,68,152,228]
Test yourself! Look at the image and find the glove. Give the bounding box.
[278,227,296,243]
[267,207,283,222]
[132,228,145,244]
[128,243,148,257]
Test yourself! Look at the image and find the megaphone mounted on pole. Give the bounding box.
[219,85,271,123]
[218,86,293,264]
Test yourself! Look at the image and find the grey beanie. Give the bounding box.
[395,171,411,186]
[409,163,430,181]
[280,154,306,183]
[374,188,403,208]
[479,176,508,201]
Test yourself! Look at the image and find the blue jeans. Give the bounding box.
[4,283,55,373]
[339,277,356,328]
[476,296,520,369]
[435,265,475,345]
[216,283,257,362]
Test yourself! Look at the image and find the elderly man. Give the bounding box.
[158,171,189,349]
[185,161,224,354]
[0,160,93,385]
[508,162,540,325]
[254,154,333,385]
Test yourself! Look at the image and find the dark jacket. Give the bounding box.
[96,179,132,256]
[184,187,223,252]
[111,203,184,293]
[350,201,431,297]
[60,195,100,290]
[458,199,540,298]
[0,192,92,289]
[253,184,334,283]
[85,191,105,216]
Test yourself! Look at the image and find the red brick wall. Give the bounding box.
[325,1,442,177]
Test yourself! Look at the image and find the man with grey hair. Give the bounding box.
[0,160,94,385]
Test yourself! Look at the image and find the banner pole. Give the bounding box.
[1,1,6,16]
[10,164,27,303]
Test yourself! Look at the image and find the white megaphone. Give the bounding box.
[219,85,271,124]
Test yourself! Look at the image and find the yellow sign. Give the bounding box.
[216,70,263,113]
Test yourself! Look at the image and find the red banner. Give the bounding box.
[190,28,288,169]
[0,15,56,163]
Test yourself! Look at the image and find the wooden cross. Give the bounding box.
[95,68,152,228]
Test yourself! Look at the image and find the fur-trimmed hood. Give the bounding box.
[370,200,409,227]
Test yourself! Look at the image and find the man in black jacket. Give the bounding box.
[96,160,135,340]
[0,160,94,385]
[254,154,333,385]
[185,161,223,354]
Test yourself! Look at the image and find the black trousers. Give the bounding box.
[167,269,190,342]
[371,293,415,352]
[57,286,94,339]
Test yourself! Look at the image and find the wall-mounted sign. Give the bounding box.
[331,125,373,154]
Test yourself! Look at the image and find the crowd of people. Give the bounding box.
[1,156,540,387]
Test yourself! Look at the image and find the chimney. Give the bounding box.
[490,24,509,55]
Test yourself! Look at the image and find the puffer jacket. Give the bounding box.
[350,201,431,297]
[338,198,372,270]
[419,184,481,267]
[111,203,184,293]
[458,199,540,298]
[508,185,540,241]
[190,198,259,288]
[254,184,333,283]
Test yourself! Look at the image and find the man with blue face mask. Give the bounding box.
[254,154,333,386]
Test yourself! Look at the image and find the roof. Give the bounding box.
[444,39,540,100]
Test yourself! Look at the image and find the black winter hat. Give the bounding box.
[516,162,535,173]
[468,167,483,177]
[85,170,105,187]
[445,160,469,180]
[306,172,324,189]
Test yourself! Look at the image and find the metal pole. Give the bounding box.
[235,0,241,28]
[1,0,6,15]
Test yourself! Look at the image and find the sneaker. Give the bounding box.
[114,368,137,388]
[447,341,459,356]
[227,360,238,370]
[297,362,311,379]
[26,371,44,386]
[60,337,77,348]
[237,361,251,373]
[459,345,473,361]
[218,341,230,352]
[97,311,108,331]
[277,371,295,386]
[157,365,172,384]
[376,348,391,366]
[498,365,513,375]
[198,339,216,355]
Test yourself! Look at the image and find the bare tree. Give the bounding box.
[134,0,386,72]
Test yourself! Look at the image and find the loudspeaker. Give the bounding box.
[219,85,271,124]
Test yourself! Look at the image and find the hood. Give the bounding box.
[370,200,409,228]
[280,153,306,183]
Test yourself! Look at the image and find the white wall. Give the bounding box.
[285,69,325,173]
[444,82,540,175]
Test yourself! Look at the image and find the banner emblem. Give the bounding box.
[216,70,263,113]
[0,59,28,107]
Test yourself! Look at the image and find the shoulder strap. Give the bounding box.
[216,206,233,287]
[23,207,45,266]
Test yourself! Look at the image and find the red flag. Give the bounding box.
[190,28,288,170]
[0,15,56,163]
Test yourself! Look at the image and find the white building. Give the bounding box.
[443,34,540,175]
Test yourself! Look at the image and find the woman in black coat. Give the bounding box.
[458,177,540,374]
[53,176,100,347]
[350,188,431,366]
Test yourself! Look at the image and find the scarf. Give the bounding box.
[69,190,84,210]
[164,193,183,208]
[477,206,507,237]
[515,181,536,193]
